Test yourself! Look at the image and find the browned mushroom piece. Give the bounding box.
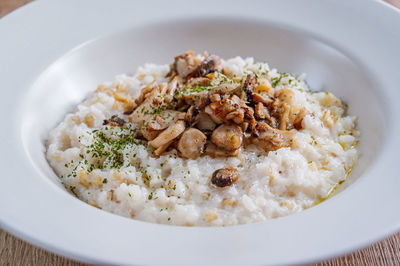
[154,140,174,156]
[178,89,210,106]
[211,168,239,187]
[243,74,258,95]
[184,106,199,125]
[103,115,126,127]
[225,110,244,124]
[209,93,221,102]
[204,142,238,157]
[167,50,202,79]
[186,77,211,88]
[138,125,162,141]
[149,120,186,149]
[195,112,217,131]
[211,124,243,151]
[204,95,248,125]
[195,96,211,110]
[252,93,274,106]
[278,103,290,130]
[173,112,186,121]
[177,128,207,159]
[241,122,249,132]
[208,82,238,95]
[123,107,136,115]
[252,122,295,151]
[204,105,224,124]
[130,106,180,140]
[136,115,169,141]
[186,54,222,79]
[254,102,269,120]
[271,89,306,130]
[148,115,169,131]
[129,83,169,125]
[290,107,306,130]
[134,81,156,106]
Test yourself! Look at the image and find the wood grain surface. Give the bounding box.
[1,0,400,265]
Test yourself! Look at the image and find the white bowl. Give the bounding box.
[1,0,399,265]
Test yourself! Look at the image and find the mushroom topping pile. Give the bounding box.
[120,51,306,160]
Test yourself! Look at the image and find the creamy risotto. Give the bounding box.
[46,51,358,226]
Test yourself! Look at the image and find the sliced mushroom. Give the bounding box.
[195,95,211,110]
[149,120,185,149]
[135,81,156,106]
[186,54,221,79]
[211,168,239,187]
[204,95,247,125]
[174,77,211,106]
[103,115,126,127]
[252,93,274,106]
[209,93,221,102]
[141,130,161,141]
[208,82,238,95]
[204,142,238,157]
[147,115,168,131]
[154,140,174,156]
[241,122,249,132]
[255,102,269,120]
[165,77,182,102]
[290,106,306,130]
[138,116,169,140]
[243,74,257,95]
[186,77,211,88]
[173,112,186,121]
[278,103,290,130]
[255,78,273,95]
[273,89,305,130]
[211,124,243,151]
[167,50,202,79]
[252,122,295,152]
[134,120,161,141]
[129,83,170,125]
[205,105,224,124]
[178,89,210,106]
[254,102,279,128]
[177,128,207,159]
[131,108,181,141]
[184,106,199,125]
[123,105,136,115]
[196,112,217,131]
[225,110,244,124]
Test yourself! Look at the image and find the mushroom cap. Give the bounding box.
[178,128,207,159]
[211,124,243,151]
[211,168,239,187]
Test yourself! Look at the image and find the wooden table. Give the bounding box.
[1,0,400,265]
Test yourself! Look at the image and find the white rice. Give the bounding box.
[46,56,358,226]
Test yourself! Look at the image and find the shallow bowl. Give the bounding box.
[1,0,399,265]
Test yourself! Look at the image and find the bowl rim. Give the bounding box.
[1,0,400,265]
